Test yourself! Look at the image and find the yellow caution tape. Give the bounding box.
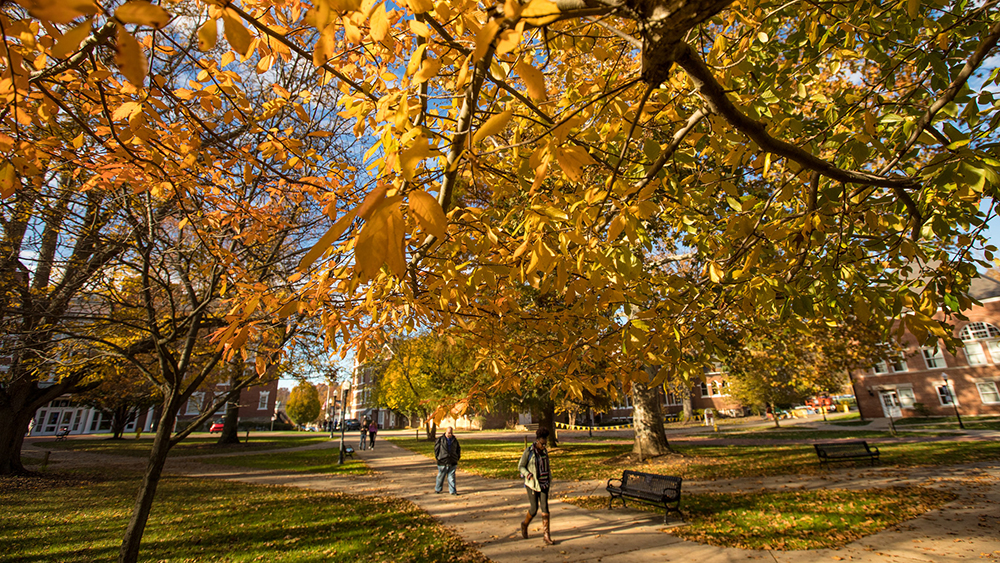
[554,421,634,430]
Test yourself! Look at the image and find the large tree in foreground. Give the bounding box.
[5,0,1000,555]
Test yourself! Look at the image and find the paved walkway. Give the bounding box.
[167,437,1000,563]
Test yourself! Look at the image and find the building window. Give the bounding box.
[873,361,890,375]
[185,392,204,415]
[965,343,989,365]
[959,322,1000,341]
[258,391,270,410]
[700,382,709,397]
[897,387,916,409]
[976,381,1000,404]
[922,348,945,369]
[936,383,956,406]
[988,341,1000,364]
[710,381,720,396]
[960,322,1000,365]
[889,356,908,373]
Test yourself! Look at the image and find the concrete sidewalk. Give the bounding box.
[174,439,1000,563]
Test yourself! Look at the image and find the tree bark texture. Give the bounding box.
[118,400,180,563]
[631,377,672,455]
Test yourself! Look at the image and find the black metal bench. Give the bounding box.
[814,440,879,467]
[342,446,354,458]
[55,427,70,441]
[606,470,682,522]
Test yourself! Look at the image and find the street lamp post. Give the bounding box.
[941,374,965,429]
[337,386,350,464]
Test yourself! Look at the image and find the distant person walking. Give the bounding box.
[359,417,369,450]
[518,427,553,545]
[368,421,378,449]
[434,426,461,495]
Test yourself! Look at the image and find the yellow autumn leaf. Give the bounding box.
[115,1,171,29]
[384,203,407,277]
[197,19,217,51]
[406,44,427,77]
[407,0,433,13]
[222,11,252,56]
[400,136,432,181]
[18,0,98,24]
[473,20,500,63]
[313,24,336,66]
[370,3,389,42]
[0,163,15,199]
[409,19,430,37]
[356,197,404,280]
[51,19,93,58]
[521,0,560,26]
[555,145,595,181]
[115,26,147,87]
[607,214,625,242]
[473,109,512,145]
[707,262,724,283]
[276,300,301,319]
[455,54,471,89]
[495,27,521,55]
[415,56,441,82]
[331,0,363,11]
[409,190,447,240]
[516,59,546,101]
[298,208,359,271]
[907,0,919,19]
[357,184,388,220]
[112,101,141,121]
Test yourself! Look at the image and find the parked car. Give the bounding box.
[344,418,361,431]
[209,421,225,433]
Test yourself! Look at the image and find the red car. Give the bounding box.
[209,422,225,433]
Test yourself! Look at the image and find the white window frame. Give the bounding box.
[700,382,709,398]
[976,381,1000,404]
[987,341,1000,364]
[185,392,204,415]
[889,356,908,373]
[873,361,890,375]
[258,391,270,410]
[922,347,945,369]
[965,342,989,366]
[936,382,957,406]
[897,387,916,409]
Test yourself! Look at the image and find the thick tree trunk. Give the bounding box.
[681,390,693,423]
[118,400,179,563]
[0,404,32,475]
[0,376,79,475]
[218,398,241,444]
[632,377,671,456]
[218,370,242,445]
[537,401,558,447]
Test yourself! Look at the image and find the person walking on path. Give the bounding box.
[368,421,379,450]
[518,427,553,545]
[359,417,369,451]
[434,426,461,495]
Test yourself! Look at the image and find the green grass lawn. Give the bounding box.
[564,486,956,550]
[200,449,368,475]
[32,434,331,457]
[0,471,486,563]
[389,437,1000,481]
[709,429,961,440]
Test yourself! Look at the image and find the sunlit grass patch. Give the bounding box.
[34,434,330,457]
[0,471,486,562]
[391,437,1000,482]
[200,449,369,475]
[565,487,956,550]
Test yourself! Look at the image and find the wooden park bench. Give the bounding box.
[606,470,682,523]
[814,440,880,467]
[55,427,70,441]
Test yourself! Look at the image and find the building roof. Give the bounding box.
[970,272,1000,301]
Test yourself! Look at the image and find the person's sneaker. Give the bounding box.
[435,490,442,494]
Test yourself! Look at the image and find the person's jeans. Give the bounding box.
[435,464,457,494]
